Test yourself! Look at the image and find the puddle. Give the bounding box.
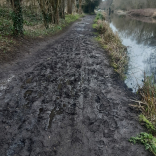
[74,28,85,31]
[79,34,84,37]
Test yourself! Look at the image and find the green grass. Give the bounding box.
[92,23,98,29]
[94,12,105,23]
[129,132,156,155]
[0,6,15,52]
[139,114,156,133]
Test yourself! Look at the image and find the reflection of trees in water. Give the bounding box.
[110,14,156,47]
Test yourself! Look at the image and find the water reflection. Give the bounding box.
[109,14,156,92]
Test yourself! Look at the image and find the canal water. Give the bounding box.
[108,14,156,92]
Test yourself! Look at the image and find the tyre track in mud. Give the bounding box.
[0,16,152,156]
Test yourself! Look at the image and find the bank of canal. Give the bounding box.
[109,14,156,92]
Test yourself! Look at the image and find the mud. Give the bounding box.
[0,16,152,156]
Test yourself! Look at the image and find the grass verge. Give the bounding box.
[93,12,128,79]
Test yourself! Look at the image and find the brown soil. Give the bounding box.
[0,15,153,156]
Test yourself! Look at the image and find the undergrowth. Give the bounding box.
[93,12,128,79]
[139,114,156,133]
[24,14,82,37]
[138,75,156,124]
[0,4,82,56]
[0,6,15,53]
[129,132,156,155]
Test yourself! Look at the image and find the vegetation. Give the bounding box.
[0,0,84,60]
[139,114,156,133]
[137,75,156,127]
[129,132,156,156]
[130,75,156,155]
[93,12,128,78]
[24,14,81,37]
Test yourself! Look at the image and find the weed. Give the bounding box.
[92,23,98,29]
[129,132,156,155]
[94,12,105,23]
[130,75,156,155]
[139,114,156,133]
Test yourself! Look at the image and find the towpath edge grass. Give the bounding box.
[93,12,128,79]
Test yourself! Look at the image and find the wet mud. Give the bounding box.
[0,16,152,156]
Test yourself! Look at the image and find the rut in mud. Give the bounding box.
[0,16,152,156]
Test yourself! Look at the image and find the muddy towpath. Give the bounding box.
[0,16,152,156]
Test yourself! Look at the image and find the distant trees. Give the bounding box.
[100,0,156,11]
[8,0,103,36]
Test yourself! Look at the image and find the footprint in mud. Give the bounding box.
[89,123,100,133]
[48,107,64,129]
[65,104,77,115]
[97,103,111,113]
[95,95,100,103]
[103,129,115,138]
[71,129,83,144]
[97,140,105,148]
[24,90,33,99]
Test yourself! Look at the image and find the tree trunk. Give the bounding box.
[10,0,23,35]
[59,0,65,19]
[67,0,72,14]
[51,0,60,24]
[78,0,82,14]
[38,0,49,29]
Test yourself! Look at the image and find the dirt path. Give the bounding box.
[0,15,152,156]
